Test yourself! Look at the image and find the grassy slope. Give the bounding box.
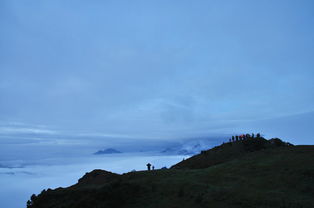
[28,145,314,208]
[171,137,293,169]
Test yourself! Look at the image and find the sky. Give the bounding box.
[1,0,314,143]
[1,1,314,207]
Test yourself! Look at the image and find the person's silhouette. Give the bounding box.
[147,163,152,171]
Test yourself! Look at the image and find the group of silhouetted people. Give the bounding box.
[229,133,261,143]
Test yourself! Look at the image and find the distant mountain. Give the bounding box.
[94,148,122,155]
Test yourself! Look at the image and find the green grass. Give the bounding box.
[27,144,314,208]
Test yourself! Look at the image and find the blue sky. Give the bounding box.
[1,2,314,207]
[1,0,314,143]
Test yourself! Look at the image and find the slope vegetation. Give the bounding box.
[26,138,314,208]
[171,137,292,169]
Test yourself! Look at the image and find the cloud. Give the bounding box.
[0,153,186,208]
[0,127,56,135]
[0,0,313,140]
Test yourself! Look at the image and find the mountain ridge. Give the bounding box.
[26,136,314,208]
[94,148,122,155]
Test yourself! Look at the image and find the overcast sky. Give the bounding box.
[1,0,314,143]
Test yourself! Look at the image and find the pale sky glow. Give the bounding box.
[1,0,314,142]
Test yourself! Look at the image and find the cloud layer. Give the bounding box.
[1,0,313,141]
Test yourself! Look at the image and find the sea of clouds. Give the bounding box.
[0,123,224,208]
[0,149,188,208]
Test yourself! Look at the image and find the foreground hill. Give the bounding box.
[27,138,314,208]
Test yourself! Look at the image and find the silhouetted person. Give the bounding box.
[152,166,155,170]
[147,163,152,171]
[246,134,251,139]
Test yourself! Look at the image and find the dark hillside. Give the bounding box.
[73,169,120,187]
[26,140,314,208]
[172,137,292,169]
